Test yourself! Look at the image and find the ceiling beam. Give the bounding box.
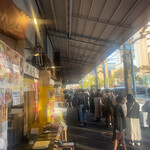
[70,44,98,52]
[62,70,84,74]
[49,33,112,47]
[61,57,95,65]
[50,0,63,54]
[68,0,73,60]
[72,14,135,29]
[69,54,94,59]
[108,0,141,40]
[49,30,116,44]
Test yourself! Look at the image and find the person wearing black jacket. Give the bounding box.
[113,96,127,150]
[76,89,89,127]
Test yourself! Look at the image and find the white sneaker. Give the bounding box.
[136,142,140,146]
[129,141,134,146]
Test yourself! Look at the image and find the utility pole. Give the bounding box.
[94,67,98,90]
[129,44,136,97]
[122,44,136,96]
[123,46,132,95]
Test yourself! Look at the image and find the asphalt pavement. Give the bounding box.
[66,108,150,150]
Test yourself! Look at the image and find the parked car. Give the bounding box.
[113,87,126,96]
[113,86,149,99]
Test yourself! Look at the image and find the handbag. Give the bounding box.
[128,101,135,114]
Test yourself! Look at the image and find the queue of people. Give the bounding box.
[64,88,150,150]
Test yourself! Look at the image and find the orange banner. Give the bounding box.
[0,0,29,39]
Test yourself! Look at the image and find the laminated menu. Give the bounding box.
[32,141,50,149]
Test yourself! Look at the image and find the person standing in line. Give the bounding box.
[89,89,95,114]
[112,93,127,142]
[113,96,127,150]
[70,90,74,108]
[85,89,90,109]
[76,89,89,127]
[142,88,150,131]
[102,89,111,127]
[74,89,80,121]
[126,94,141,146]
[94,89,102,122]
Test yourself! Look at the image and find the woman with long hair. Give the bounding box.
[126,94,141,146]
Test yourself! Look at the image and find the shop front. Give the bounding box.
[0,0,29,149]
[0,0,72,149]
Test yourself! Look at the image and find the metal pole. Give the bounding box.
[103,62,107,89]
[129,44,136,97]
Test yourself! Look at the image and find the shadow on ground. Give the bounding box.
[66,108,150,150]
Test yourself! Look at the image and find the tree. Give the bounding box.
[114,67,124,83]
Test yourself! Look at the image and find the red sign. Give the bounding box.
[0,0,29,39]
[34,82,38,116]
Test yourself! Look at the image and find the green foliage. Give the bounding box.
[114,67,124,81]
[98,78,104,88]
[139,65,150,70]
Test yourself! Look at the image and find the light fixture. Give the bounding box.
[34,53,39,56]
[34,18,37,25]
[51,66,55,69]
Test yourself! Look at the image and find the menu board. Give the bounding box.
[0,40,24,106]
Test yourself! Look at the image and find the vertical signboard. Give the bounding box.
[34,79,38,116]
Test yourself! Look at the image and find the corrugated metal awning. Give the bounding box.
[37,0,150,83]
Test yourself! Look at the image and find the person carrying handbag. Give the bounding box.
[126,94,141,146]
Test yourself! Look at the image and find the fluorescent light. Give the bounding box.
[34,18,37,25]
[51,66,55,69]
[34,53,39,56]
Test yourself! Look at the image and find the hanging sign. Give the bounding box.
[34,80,38,116]
[0,0,29,39]
[24,62,39,79]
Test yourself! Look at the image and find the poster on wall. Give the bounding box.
[0,40,24,106]
[0,42,6,85]
[0,88,5,105]
[5,67,14,85]
[20,57,24,104]
[13,65,20,85]
[6,47,13,65]
[12,90,20,106]
[0,42,5,59]
[13,52,20,66]
[5,89,12,105]
[0,63,5,84]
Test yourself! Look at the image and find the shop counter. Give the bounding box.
[31,120,74,150]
